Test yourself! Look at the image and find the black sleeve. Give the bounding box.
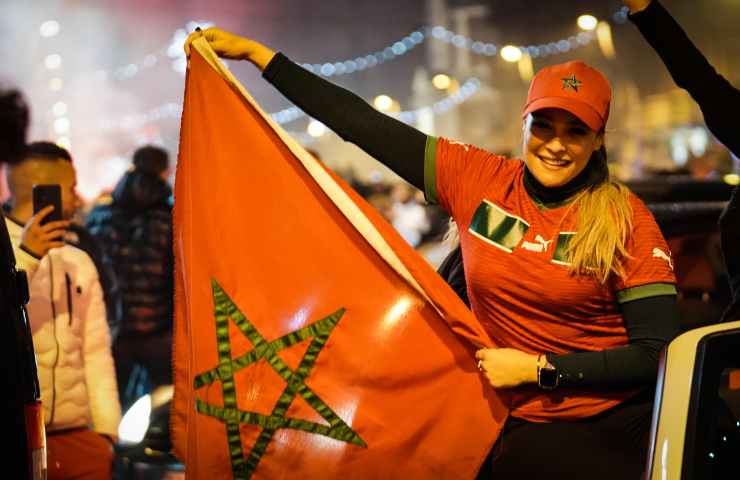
[262,53,427,190]
[549,295,680,388]
[629,1,740,158]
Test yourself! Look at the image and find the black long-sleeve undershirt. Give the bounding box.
[549,295,679,387]
[263,53,426,190]
[263,52,679,388]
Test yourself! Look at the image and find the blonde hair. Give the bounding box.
[565,178,633,284]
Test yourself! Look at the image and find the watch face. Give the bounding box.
[539,367,558,389]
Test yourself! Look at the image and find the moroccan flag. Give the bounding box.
[172,37,508,480]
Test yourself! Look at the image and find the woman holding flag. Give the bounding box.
[186,27,679,479]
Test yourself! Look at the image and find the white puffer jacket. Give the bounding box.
[7,218,121,436]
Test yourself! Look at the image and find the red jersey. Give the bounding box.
[425,137,677,422]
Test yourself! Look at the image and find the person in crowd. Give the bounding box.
[187,28,680,479]
[0,88,31,235]
[624,0,739,322]
[4,141,120,479]
[65,219,124,340]
[86,145,174,409]
[0,88,28,165]
[388,183,430,248]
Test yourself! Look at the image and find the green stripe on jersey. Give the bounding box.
[468,200,529,252]
[616,283,677,303]
[424,136,438,204]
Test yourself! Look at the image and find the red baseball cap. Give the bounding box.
[522,61,611,132]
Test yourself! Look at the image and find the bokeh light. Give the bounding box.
[500,45,522,62]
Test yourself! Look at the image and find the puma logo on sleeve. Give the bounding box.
[448,140,470,152]
[652,247,674,270]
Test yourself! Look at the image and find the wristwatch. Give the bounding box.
[537,354,559,391]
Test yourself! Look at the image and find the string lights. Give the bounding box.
[74,8,623,142]
[298,25,596,77]
[271,77,481,126]
[95,76,481,133]
[96,9,615,82]
[395,78,480,124]
[300,30,425,76]
[100,51,164,81]
[90,20,213,82]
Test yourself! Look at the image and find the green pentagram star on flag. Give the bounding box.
[561,74,583,92]
[192,279,366,480]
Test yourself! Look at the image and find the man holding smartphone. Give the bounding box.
[4,142,120,480]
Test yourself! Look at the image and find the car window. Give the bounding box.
[684,330,740,478]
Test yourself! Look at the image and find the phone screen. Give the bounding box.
[32,184,63,226]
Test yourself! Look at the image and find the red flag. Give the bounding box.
[172,38,507,479]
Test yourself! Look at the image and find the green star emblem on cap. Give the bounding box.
[193,279,366,480]
[561,74,582,92]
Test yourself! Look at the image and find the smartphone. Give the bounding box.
[32,184,63,226]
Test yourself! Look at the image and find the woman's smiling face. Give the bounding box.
[523,108,604,188]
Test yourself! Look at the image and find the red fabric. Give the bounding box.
[46,429,113,480]
[25,402,45,451]
[434,138,676,421]
[612,197,678,291]
[730,369,740,391]
[171,48,507,479]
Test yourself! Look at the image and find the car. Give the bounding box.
[646,319,740,479]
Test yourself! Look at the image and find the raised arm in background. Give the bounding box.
[625,0,740,321]
[626,0,739,157]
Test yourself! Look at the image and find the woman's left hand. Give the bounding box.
[475,348,540,388]
[184,28,276,71]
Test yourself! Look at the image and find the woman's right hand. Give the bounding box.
[185,27,276,71]
[623,0,651,13]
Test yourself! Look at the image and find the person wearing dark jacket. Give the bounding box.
[625,0,740,322]
[86,145,174,408]
[66,223,124,339]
